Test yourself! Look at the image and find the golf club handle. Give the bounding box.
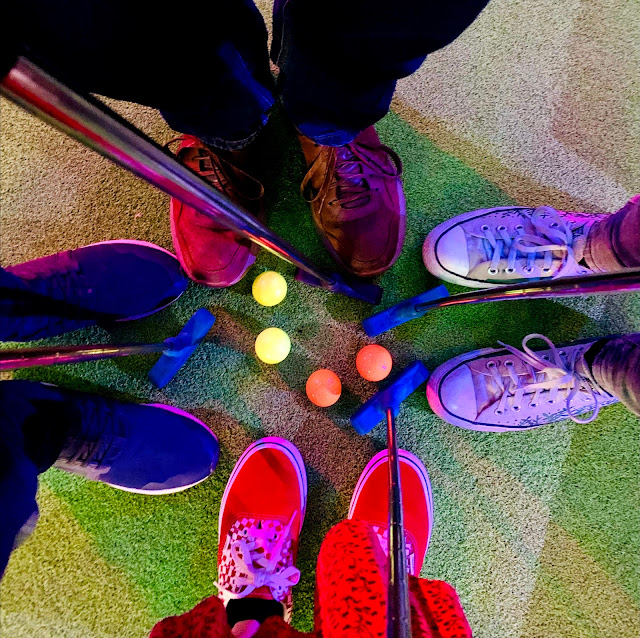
[415,268,640,312]
[0,342,167,370]
[0,57,333,287]
[386,408,411,638]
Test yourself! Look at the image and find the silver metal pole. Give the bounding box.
[415,268,640,312]
[386,407,411,638]
[0,57,333,280]
[0,342,167,371]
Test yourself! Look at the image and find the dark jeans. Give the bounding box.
[585,194,640,271]
[7,0,489,148]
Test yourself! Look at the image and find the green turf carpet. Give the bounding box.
[1,0,639,636]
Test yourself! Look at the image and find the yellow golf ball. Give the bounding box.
[255,327,291,364]
[252,271,287,307]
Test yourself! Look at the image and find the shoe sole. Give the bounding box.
[218,437,308,541]
[426,341,618,432]
[423,206,539,289]
[109,403,219,495]
[78,239,187,321]
[314,179,406,278]
[348,448,433,555]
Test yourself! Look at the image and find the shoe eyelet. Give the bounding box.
[486,361,497,369]
[497,224,507,231]
[512,405,521,412]
[550,222,559,228]
[542,267,551,273]
[515,224,524,230]
[530,402,538,408]
[495,408,504,415]
[559,350,566,356]
[488,268,499,275]
[481,224,490,231]
[542,355,550,361]
[505,360,514,367]
[547,399,555,405]
[505,267,516,274]
[524,266,534,274]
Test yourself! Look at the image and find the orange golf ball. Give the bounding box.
[306,369,342,407]
[356,344,392,382]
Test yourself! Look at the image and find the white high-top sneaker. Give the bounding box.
[427,334,618,432]
[422,205,607,288]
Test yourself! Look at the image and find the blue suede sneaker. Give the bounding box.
[1,240,188,342]
[51,389,219,494]
[2,380,218,494]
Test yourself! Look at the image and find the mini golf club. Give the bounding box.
[0,308,215,388]
[351,361,431,638]
[0,57,382,305]
[363,268,640,337]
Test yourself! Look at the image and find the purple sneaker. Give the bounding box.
[2,240,188,341]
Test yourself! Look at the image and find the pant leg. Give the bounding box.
[0,381,74,578]
[583,194,640,271]
[271,0,489,146]
[0,267,99,341]
[9,0,275,150]
[314,519,472,637]
[587,333,640,416]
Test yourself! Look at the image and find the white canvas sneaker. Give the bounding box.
[215,438,307,623]
[427,334,618,432]
[422,205,607,288]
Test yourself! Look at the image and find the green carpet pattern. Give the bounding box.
[1,0,639,636]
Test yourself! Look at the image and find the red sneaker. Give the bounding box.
[348,449,433,576]
[169,136,265,287]
[216,438,307,623]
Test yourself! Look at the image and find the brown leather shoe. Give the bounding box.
[299,126,405,277]
[169,136,264,288]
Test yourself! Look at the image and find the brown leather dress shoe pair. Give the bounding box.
[170,127,405,287]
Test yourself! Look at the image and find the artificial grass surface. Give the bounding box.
[1,0,640,634]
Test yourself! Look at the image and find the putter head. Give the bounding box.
[148,308,215,388]
[362,285,449,336]
[295,269,383,305]
[351,361,430,434]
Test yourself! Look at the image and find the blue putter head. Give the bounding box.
[148,308,215,388]
[362,285,449,337]
[295,269,383,305]
[351,361,430,435]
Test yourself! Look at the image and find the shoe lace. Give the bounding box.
[166,136,263,201]
[215,513,300,600]
[373,524,416,574]
[487,334,609,424]
[481,206,590,277]
[301,141,402,211]
[63,399,123,467]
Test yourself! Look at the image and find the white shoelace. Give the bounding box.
[215,513,300,601]
[488,334,608,424]
[481,206,587,277]
[373,525,416,575]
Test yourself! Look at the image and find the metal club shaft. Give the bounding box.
[0,57,334,287]
[386,408,411,638]
[415,268,640,313]
[0,342,167,371]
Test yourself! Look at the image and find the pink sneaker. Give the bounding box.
[348,449,433,576]
[427,333,619,432]
[216,438,307,623]
[169,136,265,288]
[423,204,608,288]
